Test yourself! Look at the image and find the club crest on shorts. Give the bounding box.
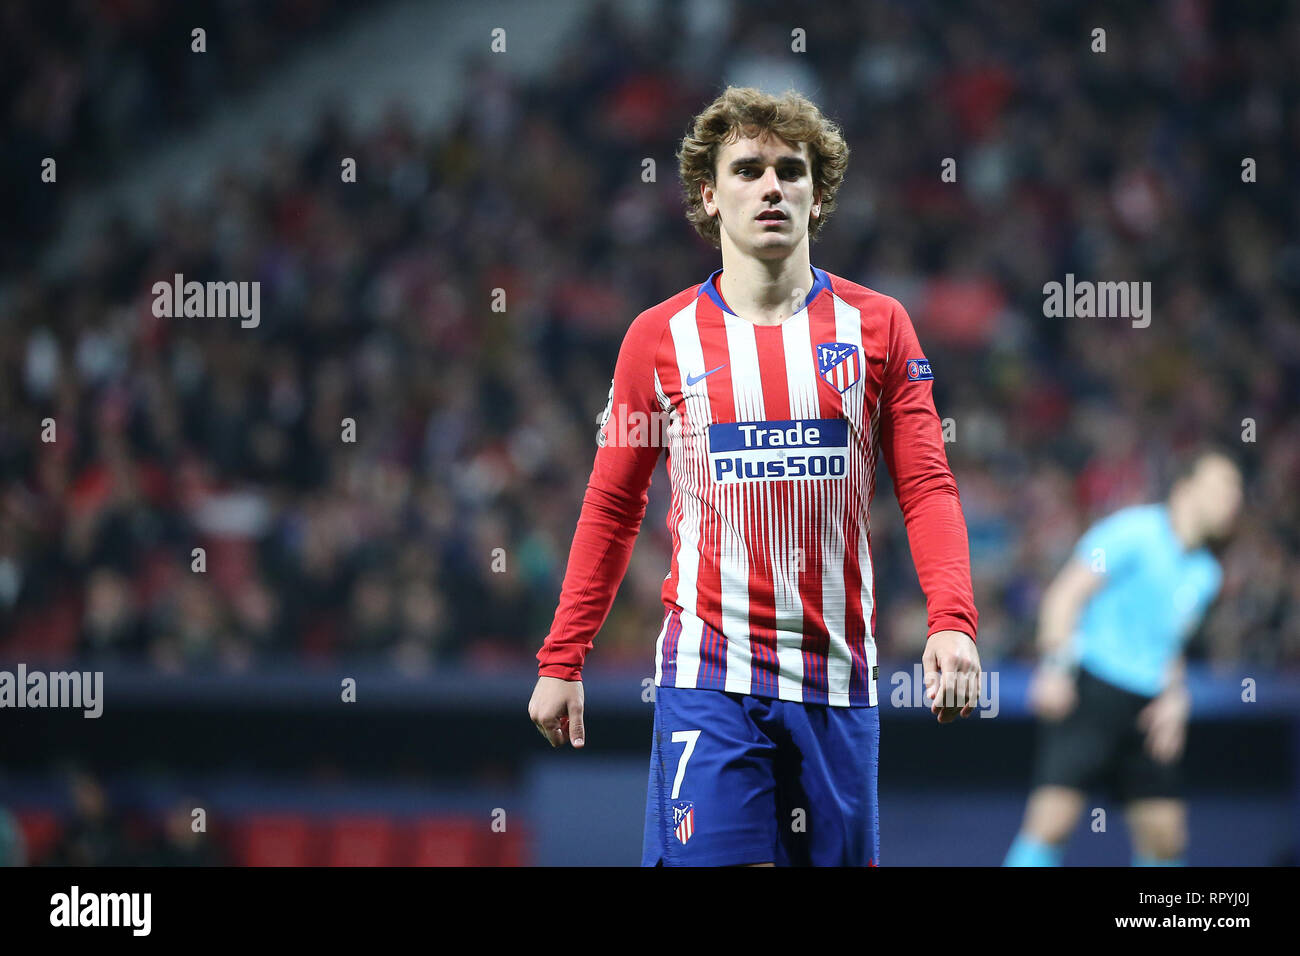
[672,801,695,845]
[816,341,861,393]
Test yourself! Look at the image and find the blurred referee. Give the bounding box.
[1004,448,1242,866]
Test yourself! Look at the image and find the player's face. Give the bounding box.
[703,131,819,259]
[1192,455,1243,539]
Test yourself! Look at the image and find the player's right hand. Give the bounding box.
[1027,666,1077,721]
[528,675,586,749]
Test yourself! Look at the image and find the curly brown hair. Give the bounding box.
[677,86,850,248]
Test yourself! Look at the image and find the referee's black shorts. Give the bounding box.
[1032,666,1182,802]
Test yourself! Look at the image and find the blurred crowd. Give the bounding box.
[1,0,1297,677]
[0,770,224,867]
[0,0,373,272]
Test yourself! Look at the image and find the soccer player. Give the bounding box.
[528,86,981,867]
[1004,449,1242,866]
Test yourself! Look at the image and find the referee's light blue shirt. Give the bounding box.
[1070,504,1222,697]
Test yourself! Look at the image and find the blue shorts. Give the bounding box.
[641,684,880,866]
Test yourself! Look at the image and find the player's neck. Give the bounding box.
[1167,496,1202,550]
[715,252,816,327]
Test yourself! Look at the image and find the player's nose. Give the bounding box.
[758,165,783,195]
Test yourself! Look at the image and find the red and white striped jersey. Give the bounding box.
[537,266,977,706]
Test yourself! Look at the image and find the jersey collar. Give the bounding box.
[698,265,832,317]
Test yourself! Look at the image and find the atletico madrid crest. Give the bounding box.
[672,801,695,845]
[816,341,862,393]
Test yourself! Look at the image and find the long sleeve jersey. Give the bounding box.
[536,266,977,706]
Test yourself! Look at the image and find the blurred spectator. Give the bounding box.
[45,770,135,867]
[139,799,226,867]
[0,806,26,867]
[80,567,146,660]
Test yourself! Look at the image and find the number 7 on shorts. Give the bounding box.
[670,730,700,799]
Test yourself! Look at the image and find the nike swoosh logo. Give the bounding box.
[686,364,727,386]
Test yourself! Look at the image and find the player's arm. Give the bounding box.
[1138,654,1189,763]
[1035,557,1105,663]
[877,300,980,723]
[1137,565,1217,762]
[1027,557,1104,720]
[528,313,666,748]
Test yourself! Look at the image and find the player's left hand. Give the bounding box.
[1137,685,1190,764]
[922,630,981,723]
